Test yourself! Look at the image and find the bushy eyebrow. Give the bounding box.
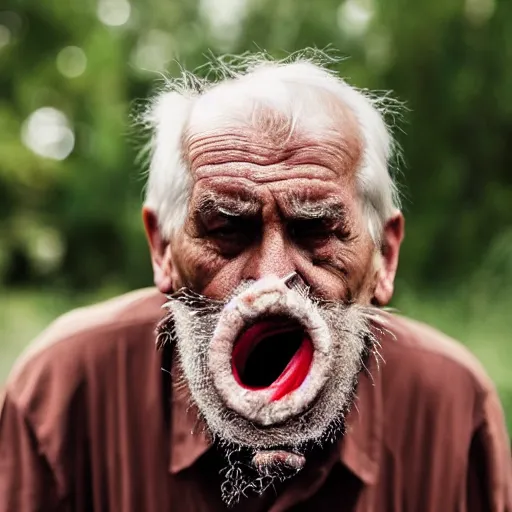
[196,192,261,218]
[283,195,347,221]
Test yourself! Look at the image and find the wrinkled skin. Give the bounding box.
[144,107,403,305]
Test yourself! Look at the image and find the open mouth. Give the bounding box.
[231,317,314,401]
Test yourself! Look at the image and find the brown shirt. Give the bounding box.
[1,288,511,511]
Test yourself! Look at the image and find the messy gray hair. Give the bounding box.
[140,49,402,244]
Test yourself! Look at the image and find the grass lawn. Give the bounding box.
[1,286,511,432]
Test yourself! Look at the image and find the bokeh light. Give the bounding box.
[97,0,131,27]
[199,0,247,48]
[337,0,374,38]
[0,25,11,49]
[465,0,495,25]
[21,107,75,161]
[56,46,87,78]
[131,30,174,72]
[28,227,66,274]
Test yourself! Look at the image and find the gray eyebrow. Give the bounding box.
[196,192,261,217]
[283,195,347,220]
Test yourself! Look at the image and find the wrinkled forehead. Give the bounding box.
[182,80,364,182]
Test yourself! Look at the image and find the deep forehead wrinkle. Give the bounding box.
[186,132,362,182]
[187,132,323,167]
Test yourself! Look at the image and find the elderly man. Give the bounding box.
[1,52,511,511]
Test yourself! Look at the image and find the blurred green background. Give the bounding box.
[0,0,511,429]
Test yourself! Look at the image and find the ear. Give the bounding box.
[142,206,174,294]
[373,211,405,306]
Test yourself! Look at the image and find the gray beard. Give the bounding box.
[157,280,382,506]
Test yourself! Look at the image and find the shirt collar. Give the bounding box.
[167,321,386,485]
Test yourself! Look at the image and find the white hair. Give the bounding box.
[141,50,402,244]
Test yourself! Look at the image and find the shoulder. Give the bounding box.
[1,288,167,499]
[5,288,166,408]
[377,312,502,435]
[381,313,494,394]
[375,313,512,502]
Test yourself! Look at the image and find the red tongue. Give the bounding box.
[231,321,313,401]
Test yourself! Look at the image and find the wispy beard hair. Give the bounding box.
[157,282,384,506]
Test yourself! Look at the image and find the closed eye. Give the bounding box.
[289,218,335,240]
[204,215,258,256]
[288,218,351,247]
[208,218,244,237]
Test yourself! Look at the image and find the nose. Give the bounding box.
[242,225,296,281]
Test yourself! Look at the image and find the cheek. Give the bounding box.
[171,237,222,291]
[349,246,380,302]
[171,236,250,298]
[301,236,377,302]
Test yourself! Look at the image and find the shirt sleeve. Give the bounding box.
[0,390,60,511]
[467,388,512,512]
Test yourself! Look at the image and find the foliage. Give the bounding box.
[1,0,511,291]
[0,0,511,424]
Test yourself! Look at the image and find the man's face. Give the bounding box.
[167,107,379,304]
[144,105,403,503]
